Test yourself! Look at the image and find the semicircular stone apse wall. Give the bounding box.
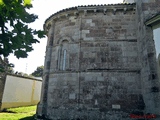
[37,1,160,120]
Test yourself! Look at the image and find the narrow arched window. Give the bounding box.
[57,40,69,71]
[62,49,67,70]
[57,48,61,70]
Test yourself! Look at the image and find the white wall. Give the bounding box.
[33,81,42,101]
[1,74,42,110]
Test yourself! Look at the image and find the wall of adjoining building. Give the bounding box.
[0,74,42,110]
[136,0,160,115]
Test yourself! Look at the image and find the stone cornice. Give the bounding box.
[43,3,136,31]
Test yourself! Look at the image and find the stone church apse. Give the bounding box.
[36,0,160,119]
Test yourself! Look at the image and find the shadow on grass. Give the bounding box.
[1,109,17,113]
[19,114,35,120]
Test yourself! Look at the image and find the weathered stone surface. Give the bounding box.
[0,57,8,111]
[37,1,160,119]
[136,0,160,117]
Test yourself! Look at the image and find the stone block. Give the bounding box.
[112,104,121,109]
[69,93,76,99]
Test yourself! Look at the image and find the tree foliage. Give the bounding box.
[0,57,14,73]
[31,65,43,77]
[0,0,45,59]
[7,65,14,73]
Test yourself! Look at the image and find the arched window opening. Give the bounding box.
[57,39,69,71]
[57,48,61,70]
[62,49,67,70]
[62,40,69,44]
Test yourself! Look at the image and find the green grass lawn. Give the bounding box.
[0,105,36,120]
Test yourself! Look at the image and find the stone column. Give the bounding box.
[0,58,8,111]
[36,21,55,118]
[0,76,6,111]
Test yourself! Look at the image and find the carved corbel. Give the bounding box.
[123,8,127,14]
[74,12,79,18]
[94,9,97,15]
[113,8,117,15]
[84,10,87,16]
[57,15,61,20]
[133,7,136,11]
[103,8,107,15]
[65,14,69,18]
[133,7,136,14]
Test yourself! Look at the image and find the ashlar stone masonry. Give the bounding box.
[37,0,160,119]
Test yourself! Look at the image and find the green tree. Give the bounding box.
[31,65,44,77]
[0,57,14,73]
[7,66,14,73]
[0,0,45,59]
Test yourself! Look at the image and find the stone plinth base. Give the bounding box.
[36,108,153,120]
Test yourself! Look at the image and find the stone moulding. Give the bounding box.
[43,3,136,31]
[57,36,74,45]
[145,13,160,29]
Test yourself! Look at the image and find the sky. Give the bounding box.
[8,0,123,74]
[153,28,160,58]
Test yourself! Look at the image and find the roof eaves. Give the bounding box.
[145,13,160,26]
[44,3,136,26]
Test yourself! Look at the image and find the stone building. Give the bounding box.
[37,0,160,119]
